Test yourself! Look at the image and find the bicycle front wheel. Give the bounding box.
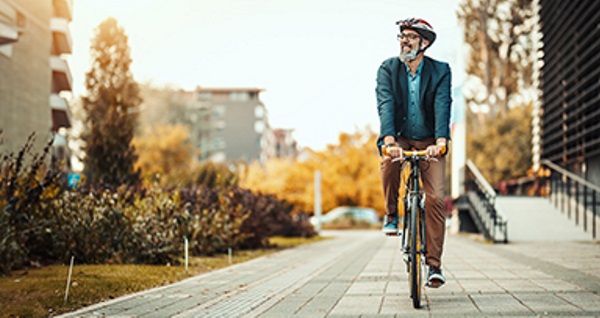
[409,195,423,308]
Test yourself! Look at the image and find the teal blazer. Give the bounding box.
[375,56,452,149]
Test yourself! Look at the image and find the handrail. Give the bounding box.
[541,159,600,193]
[541,159,598,239]
[466,160,497,201]
[464,160,508,243]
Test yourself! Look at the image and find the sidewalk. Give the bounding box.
[59,230,600,317]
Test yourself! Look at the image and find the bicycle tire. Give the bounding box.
[409,195,422,308]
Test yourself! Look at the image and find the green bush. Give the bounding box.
[0,133,315,276]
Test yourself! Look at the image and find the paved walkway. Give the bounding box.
[496,196,592,241]
[59,230,600,317]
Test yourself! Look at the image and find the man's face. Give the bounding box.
[400,30,421,52]
[398,30,428,62]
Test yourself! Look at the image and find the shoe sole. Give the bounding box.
[426,280,444,288]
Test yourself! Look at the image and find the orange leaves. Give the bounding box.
[242,128,386,216]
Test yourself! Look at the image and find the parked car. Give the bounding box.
[310,206,380,227]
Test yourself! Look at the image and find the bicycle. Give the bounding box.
[382,146,445,309]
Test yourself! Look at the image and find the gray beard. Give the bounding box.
[399,49,419,62]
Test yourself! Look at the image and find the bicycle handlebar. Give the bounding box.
[381,145,446,158]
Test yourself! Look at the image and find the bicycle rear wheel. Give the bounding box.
[409,195,423,308]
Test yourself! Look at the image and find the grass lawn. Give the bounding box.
[0,236,326,318]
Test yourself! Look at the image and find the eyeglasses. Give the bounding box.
[397,33,420,41]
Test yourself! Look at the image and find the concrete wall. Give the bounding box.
[0,0,53,154]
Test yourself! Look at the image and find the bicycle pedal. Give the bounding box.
[385,231,401,237]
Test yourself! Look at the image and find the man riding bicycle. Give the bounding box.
[375,17,452,288]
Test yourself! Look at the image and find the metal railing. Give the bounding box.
[463,160,508,243]
[542,159,599,239]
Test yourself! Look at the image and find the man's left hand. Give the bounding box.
[425,144,445,160]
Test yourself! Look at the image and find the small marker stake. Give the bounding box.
[228,247,232,265]
[64,256,74,303]
[184,237,189,273]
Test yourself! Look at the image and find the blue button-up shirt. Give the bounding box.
[404,61,430,140]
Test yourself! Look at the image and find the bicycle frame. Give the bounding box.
[401,156,427,257]
[399,152,429,309]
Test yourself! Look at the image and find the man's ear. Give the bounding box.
[421,39,430,50]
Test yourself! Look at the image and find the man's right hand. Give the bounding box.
[383,136,403,160]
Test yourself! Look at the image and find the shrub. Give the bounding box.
[0,133,315,275]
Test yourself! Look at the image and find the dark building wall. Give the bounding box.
[539,0,600,182]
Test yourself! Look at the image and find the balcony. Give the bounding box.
[50,17,72,54]
[53,0,73,21]
[0,21,17,44]
[50,94,71,131]
[50,56,72,92]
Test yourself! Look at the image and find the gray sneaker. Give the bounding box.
[426,266,446,288]
[382,215,398,234]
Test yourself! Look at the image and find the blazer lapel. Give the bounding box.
[398,61,409,113]
[419,58,431,108]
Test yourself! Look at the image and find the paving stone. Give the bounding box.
[58,230,600,318]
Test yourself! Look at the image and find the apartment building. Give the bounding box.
[0,0,73,168]
[272,128,298,159]
[191,87,273,163]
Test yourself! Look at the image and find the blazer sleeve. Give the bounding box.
[434,63,452,140]
[376,60,396,145]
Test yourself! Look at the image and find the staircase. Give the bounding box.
[455,160,598,243]
[495,196,591,241]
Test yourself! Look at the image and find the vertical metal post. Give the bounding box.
[561,175,564,214]
[567,178,571,219]
[583,185,588,232]
[314,170,322,234]
[553,174,558,208]
[593,191,597,239]
[575,182,579,225]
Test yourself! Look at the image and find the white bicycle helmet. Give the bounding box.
[396,18,436,47]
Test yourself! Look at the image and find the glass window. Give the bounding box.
[254,120,265,133]
[254,105,264,118]
[197,92,212,100]
[212,105,225,118]
[230,92,249,101]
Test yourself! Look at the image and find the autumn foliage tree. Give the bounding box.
[458,0,537,184]
[81,17,141,187]
[458,0,536,125]
[132,124,197,186]
[242,128,385,216]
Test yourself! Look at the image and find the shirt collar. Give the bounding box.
[404,60,424,78]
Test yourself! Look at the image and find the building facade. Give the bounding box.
[538,0,600,185]
[272,128,298,159]
[192,87,273,163]
[0,0,72,167]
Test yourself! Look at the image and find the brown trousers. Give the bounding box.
[381,137,446,268]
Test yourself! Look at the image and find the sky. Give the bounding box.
[68,0,465,151]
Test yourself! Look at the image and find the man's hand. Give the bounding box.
[425,139,447,160]
[383,136,403,160]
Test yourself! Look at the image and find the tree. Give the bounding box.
[132,124,197,186]
[241,128,386,216]
[467,103,533,186]
[458,0,539,184]
[81,17,141,187]
[457,0,536,127]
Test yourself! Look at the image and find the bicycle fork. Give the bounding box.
[402,192,428,269]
